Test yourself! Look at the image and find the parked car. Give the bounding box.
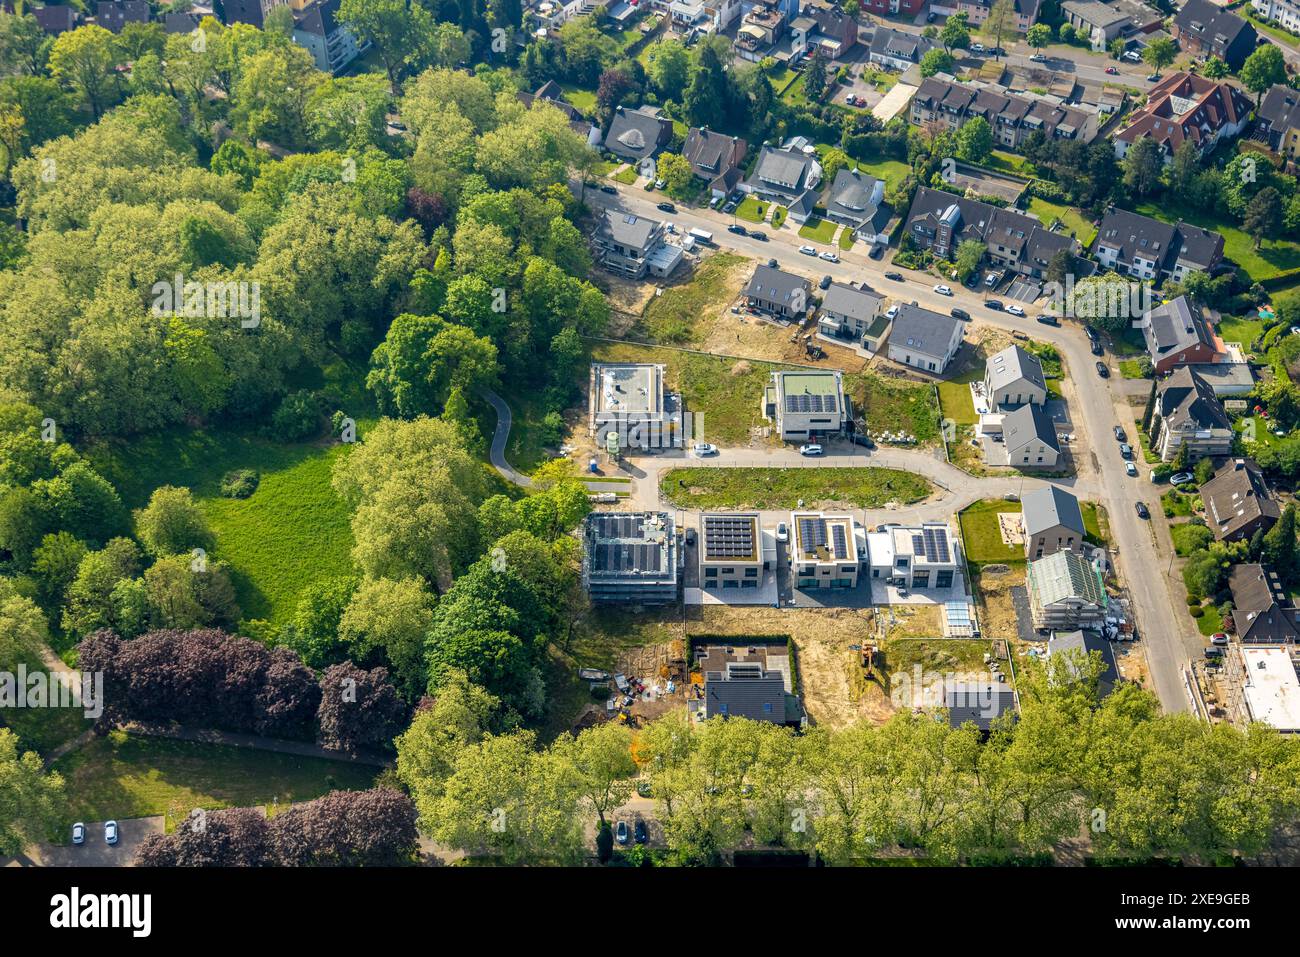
[1029,52,1047,63]
[615,820,629,845]
[1106,66,1120,75]
[1119,443,1133,458]
[885,271,904,281]
[727,224,747,235]
[799,245,818,256]
[820,251,839,263]
[653,178,666,189]
[870,244,885,260]
[776,521,789,542]
[1170,472,1194,486]
[1210,633,1229,646]
[685,527,696,547]
[599,184,618,194]
[1134,501,1149,519]
[1085,325,1099,343]
[951,307,970,321]
[799,444,823,456]
[984,299,1004,311]
[1096,361,1110,378]
[845,93,859,106]
[1122,50,1142,62]
[1006,304,1025,317]
[750,230,767,241]
[1034,313,1057,324]
[72,822,85,846]
[634,819,648,844]
[1204,645,1224,659]
[1114,426,1127,442]
[693,442,718,456]
[970,42,985,53]
[105,820,119,846]
[984,271,1002,288]
[1146,73,1161,82]
[1090,340,1104,356]
[886,304,900,319]
[656,201,676,213]
[1125,462,1138,477]
[819,274,833,289]
[933,284,953,296]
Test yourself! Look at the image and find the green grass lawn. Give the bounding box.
[1119,359,1151,379]
[883,639,996,679]
[1172,522,1213,557]
[851,157,911,193]
[1081,501,1107,547]
[611,165,638,185]
[53,733,378,827]
[85,427,358,627]
[735,196,769,224]
[935,362,980,427]
[0,649,92,756]
[636,251,745,344]
[660,467,931,509]
[558,83,597,114]
[959,498,1025,568]
[1195,602,1224,637]
[838,226,857,250]
[771,206,788,229]
[1217,314,1267,350]
[1137,198,1300,282]
[845,373,941,442]
[797,217,838,244]
[1161,489,1199,518]
[591,341,793,446]
[988,150,1038,177]
[1027,197,1096,247]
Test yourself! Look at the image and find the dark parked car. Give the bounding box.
[1085,325,1099,343]
[599,184,617,194]
[869,244,885,260]
[819,274,833,290]
[885,271,903,281]
[850,432,875,449]
[727,224,747,235]
[656,201,676,213]
[984,300,1003,311]
[634,819,648,844]
[951,307,970,321]
[750,230,767,241]
[1035,314,1058,326]
[1134,501,1149,520]
[1096,361,1110,378]
[1114,426,1127,442]
[1091,340,1104,356]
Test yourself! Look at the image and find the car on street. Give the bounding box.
[1114,426,1126,442]
[750,230,767,241]
[685,527,696,547]
[885,271,903,281]
[72,822,85,846]
[1125,462,1138,477]
[656,201,675,212]
[1034,313,1057,325]
[951,307,970,321]
[934,284,953,295]
[105,820,119,846]
[1106,66,1119,75]
[727,224,747,235]
[693,442,718,456]
[820,251,839,263]
[599,184,617,194]
[1170,472,1194,486]
[1085,325,1099,342]
[870,244,885,260]
[1134,501,1149,519]
[1146,73,1161,82]
[1029,52,1047,62]
[819,274,833,289]
[1119,443,1133,458]
[776,521,789,542]
[799,444,823,456]
[1090,340,1104,356]
[984,299,1003,311]
[1210,633,1229,646]
[1096,361,1110,378]
[615,821,629,845]
[799,245,817,256]
[1006,304,1025,317]
[970,42,985,53]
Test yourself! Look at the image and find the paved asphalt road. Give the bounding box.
[575,177,1197,715]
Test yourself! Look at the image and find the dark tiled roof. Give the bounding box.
[683,127,747,179]
[1174,0,1255,57]
[604,106,672,161]
[704,662,788,722]
[1002,402,1060,456]
[1229,564,1300,643]
[1143,296,1216,361]
[944,681,1017,731]
[1047,629,1119,697]
[745,264,810,305]
[891,303,961,360]
[1201,460,1280,541]
[1156,365,1230,431]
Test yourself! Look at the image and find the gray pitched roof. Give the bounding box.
[821,283,883,322]
[985,344,1046,395]
[745,264,809,305]
[604,106,672,160]
[1022,485,1085,537]
[1047,629,1119,696]
[944,681,1017,731]
[704,662,787,722]
[1157,366,1230,432]
[869,26,936,63]
[1175,0,1255,54]
[598,209,658,250]
[683,128,746,178]
[1260,84,1300,140]
[1144,295,1215,360]
[891,303,961,360]
[1229,564,1300,643]
[1002,402,1060,456]
[905,187,1075,267]
[1201,459,1280,541]
[751,146,815,192]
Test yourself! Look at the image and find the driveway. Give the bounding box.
[15,817,164,868]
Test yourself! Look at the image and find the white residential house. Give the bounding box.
[866,523,961,591]
[887,304,964,374]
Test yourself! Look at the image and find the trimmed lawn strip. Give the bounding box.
[735,196,768,223]
[661,466,931,509]
[1026,197,1096,247]
[797,217,838,244]
[611,165,638,185]
[959,498,1025,568]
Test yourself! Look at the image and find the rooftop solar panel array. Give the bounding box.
[913,526,951,563]
[831,524,848,560]
[592,514,645,539]
[703,515,756,560]
[798,517,827,558]
[784,392,837,414]
[592,542,663,573]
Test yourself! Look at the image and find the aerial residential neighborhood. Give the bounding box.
[0,0,1299,921]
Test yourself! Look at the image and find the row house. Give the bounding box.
[910,77,1097,149]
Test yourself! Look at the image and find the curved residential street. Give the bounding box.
[545,179,1199,714]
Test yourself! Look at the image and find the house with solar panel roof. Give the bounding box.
[762,369,848,441]
[865,522,960,592]
[582,512,680,604]
[698,512,773,592]
[789,511,863,590]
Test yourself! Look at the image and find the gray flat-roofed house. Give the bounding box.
[887,303,964,374]
[984,344,1046,409]
[818,282,885,343]
[744,263,811,319]
[741,145,822,221]
[943,681,1018,732]
[1201,458,1280,543]
[703,662,790,723]
[1048,630,1119,698]
[1002,403,1060,468]
[1027,550,1108,630]
[1150,366,1233,462]
[1229,563,1300,643]
[824,168,892,245]
[603,106,673,162]
[582,512,680,604]
[1023,485,1086,559]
